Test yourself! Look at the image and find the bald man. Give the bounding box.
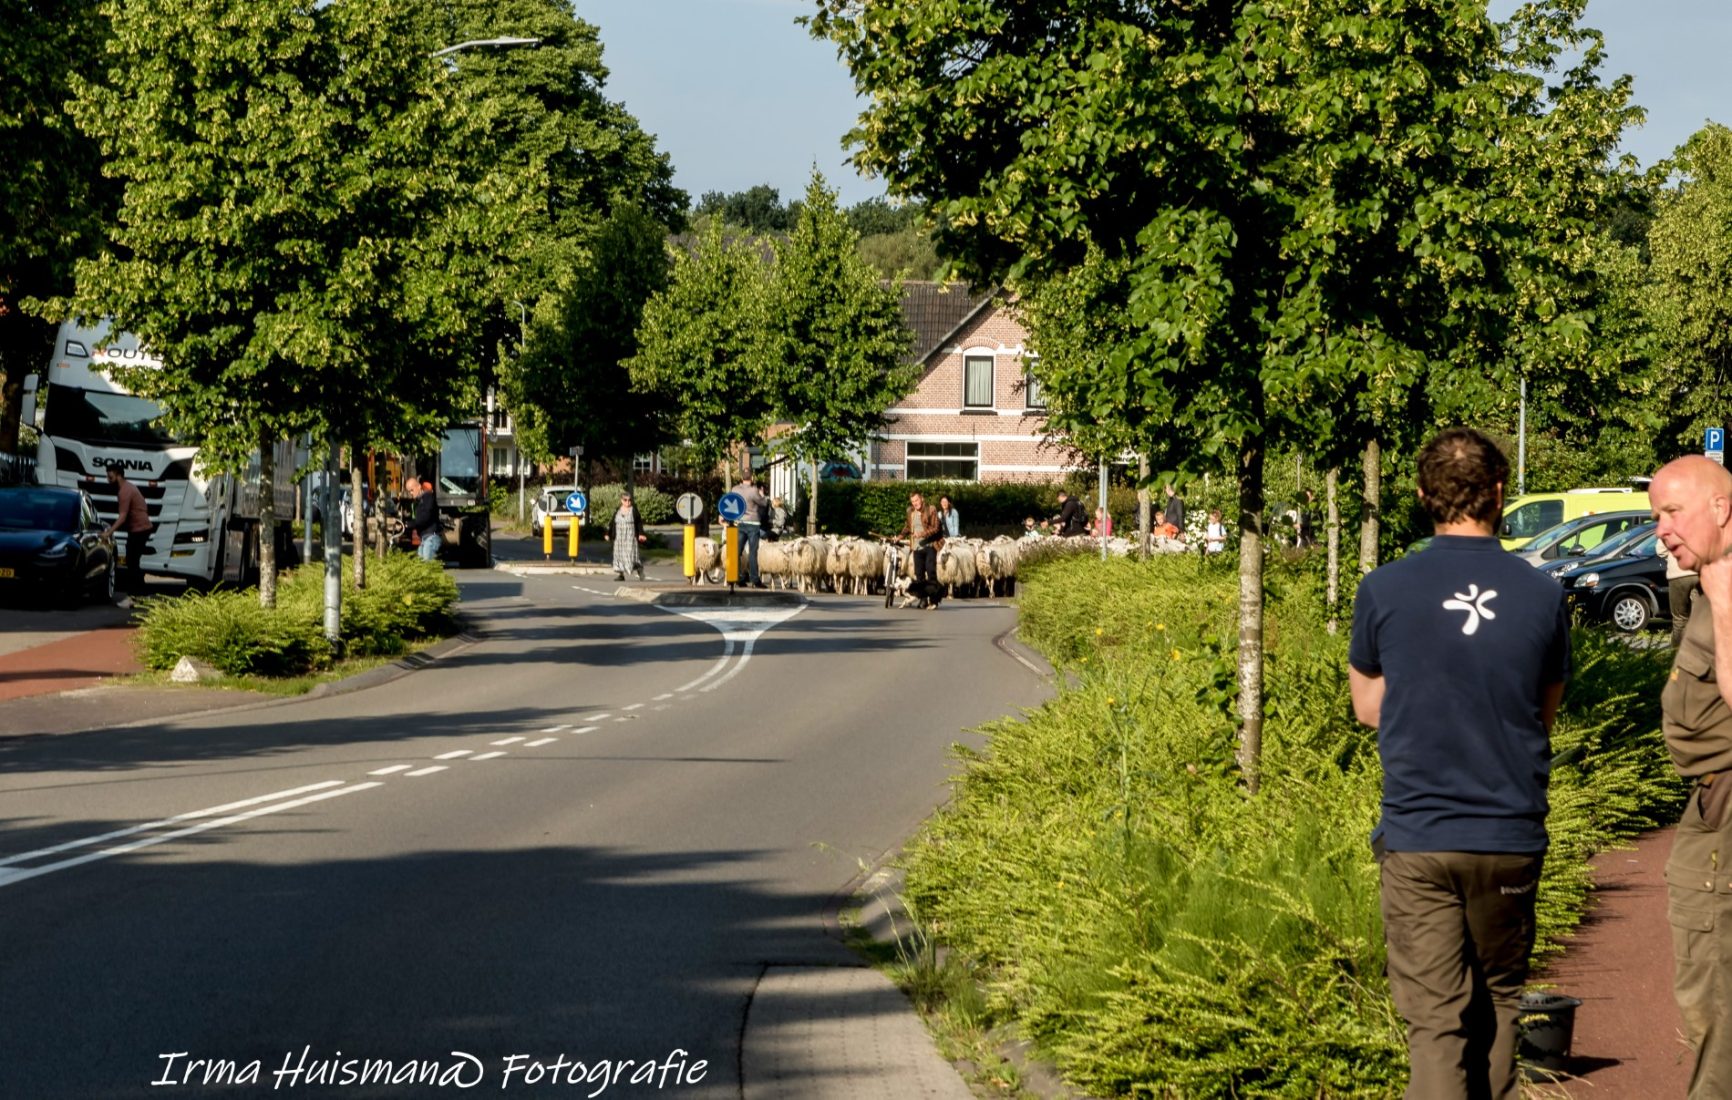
[1653,455,1732,1097]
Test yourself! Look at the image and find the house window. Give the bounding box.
[491,447,510,475]
[1024,367,1045,409]
[963,354,994,408]
[907,441,980,481]
[632,453,658,475]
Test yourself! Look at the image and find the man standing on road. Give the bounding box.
[405,475,442,562]
[1348,428,1570,1099]
[731,473,767,588]
[104,465,151,593]
[898,492,942,585]
[1651,455,1732,1098]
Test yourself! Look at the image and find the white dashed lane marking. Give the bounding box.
[525,738,558,748]
[471,752,507,761]
[492,737,525,746]
[539,725,571,734]
[622,703,643,712]
[369,765,413,776]
[572,726,598,735]
[653,693,673,701]
[582,713,611,722]
[434,750,473,760]
[404,766,448,777]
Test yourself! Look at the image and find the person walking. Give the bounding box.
[938,495,961,538]
[606,492,647,581]
[1348,428,1571,1100]
[1163,483,1186,536]
[1649,455,1732,1098]
[104,465,152,593]
[405,475,442,562]
[731,473,767,588]
[898,492,942,585]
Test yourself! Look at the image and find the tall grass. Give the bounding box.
[904,554,1683,1096]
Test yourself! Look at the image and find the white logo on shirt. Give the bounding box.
[1442,584,1498,636]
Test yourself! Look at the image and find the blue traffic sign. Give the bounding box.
[716,492,747,523]
[1708,427,1725,455]
[565,490,588,516]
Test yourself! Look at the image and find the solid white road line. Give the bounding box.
[404,766,448,777]
[524,738,558,747]
[675,639,736,693]
[701,637,759,694]
[0,781,347,867]
[369,765,414,776]
[434,750,473,760]
[491,737,525,746]
[0,783,381,889]
[470,752,507,761]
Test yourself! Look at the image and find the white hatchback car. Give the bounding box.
[532,486,579,535]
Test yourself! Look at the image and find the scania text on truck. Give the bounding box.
[23,321,297,587]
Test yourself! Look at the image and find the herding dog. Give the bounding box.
[896,577,946,610]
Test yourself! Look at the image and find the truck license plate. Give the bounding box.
[0,568,14,578]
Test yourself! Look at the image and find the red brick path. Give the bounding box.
[0,626,141,702]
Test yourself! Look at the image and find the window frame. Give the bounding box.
[962,351,995,409]
[906,440,981,481]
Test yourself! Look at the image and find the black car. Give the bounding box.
[1535,521,1656,578]
[0,486,117,606]
[1556,529,1666,632]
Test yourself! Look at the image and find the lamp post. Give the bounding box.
[431,37,541,58]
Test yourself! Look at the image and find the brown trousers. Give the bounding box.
[1380,850,1544,1100]
[1667,782,1732,1099]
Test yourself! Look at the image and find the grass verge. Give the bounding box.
[118,637,444,697]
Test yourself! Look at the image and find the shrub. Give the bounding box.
[136,588,330,676]
[904,554,1683,1096]
[585,483,676,526]
[276,555,459,657]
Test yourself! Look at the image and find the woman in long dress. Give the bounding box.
[607,493,646,580]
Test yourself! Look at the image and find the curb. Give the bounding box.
[493,562,618,576]
[302,624,483,700]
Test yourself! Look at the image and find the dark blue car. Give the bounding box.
[0,486,117,606]
[1555,528,1667,632]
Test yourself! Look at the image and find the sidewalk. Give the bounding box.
[1535,827,1694,1096]
[0,622,141,703]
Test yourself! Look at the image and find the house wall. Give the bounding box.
[868,305,1078,483]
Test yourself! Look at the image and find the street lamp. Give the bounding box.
[432,37,541,58]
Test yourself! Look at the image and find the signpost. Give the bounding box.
[565,490,587,561]
[676,494,704,581]
[717,492,745,587]
[1708,427,1725,467]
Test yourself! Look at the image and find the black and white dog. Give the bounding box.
[894,577,946,610]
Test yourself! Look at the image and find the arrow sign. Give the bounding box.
[716,491,747,523]
[565,490,588,516]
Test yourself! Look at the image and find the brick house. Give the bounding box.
[864,282,1077,483]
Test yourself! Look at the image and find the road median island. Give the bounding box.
[887,553,1685,1096]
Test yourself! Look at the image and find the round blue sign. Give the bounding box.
[565,490,588,516]
[716,491,747,522]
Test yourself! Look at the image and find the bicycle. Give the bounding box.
[881,539,904,608]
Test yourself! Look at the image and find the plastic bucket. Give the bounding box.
[1518,991,1582,1071]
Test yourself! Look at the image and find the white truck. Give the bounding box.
[23,321,297,587]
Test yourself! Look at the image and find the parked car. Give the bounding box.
[1535,521,1655,578]
[1557,530,1667,632]
[0,486,116,605]
[1512,509,1651,567]
[532,486,579,535]
[1499,489,1649,550]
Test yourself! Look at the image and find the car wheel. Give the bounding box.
[1608,591,1653,633]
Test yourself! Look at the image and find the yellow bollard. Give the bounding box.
[568,511,580,560]
[683,525,696,580]
[543,516,554,559]
[724,524,740,585]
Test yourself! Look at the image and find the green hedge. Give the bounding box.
[586,483,675,525]
[903,553,1684,1097]
[136,555,460,675]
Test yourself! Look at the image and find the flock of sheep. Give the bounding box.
[684,531,1190,599]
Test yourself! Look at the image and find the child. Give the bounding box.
[1205,508,1226,554]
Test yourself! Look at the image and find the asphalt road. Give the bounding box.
[0,569,1049,1098]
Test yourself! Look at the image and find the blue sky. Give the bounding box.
[576,0,1730,209]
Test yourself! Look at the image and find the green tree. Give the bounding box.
[1649,123,1732,451]
[770,172,915,534]
[502,203,675,475]
[628,221,776,473]
[694,185,792,234]
[814,0,1638,790]
[0,0,114,454]
[63,0,523,609]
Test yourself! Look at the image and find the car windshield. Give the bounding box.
[1588,523,1657,559]
[439,428,482,497]
[1527,513,1641,554]
[0,491,79,532]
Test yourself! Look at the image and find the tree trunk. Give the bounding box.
[1136,454,1151,559]
[807,459,819,536]
[1236,440,1265,796]
[1326,466,1341,634]
[0,308,53,455]
[350,446,365,589]
[258,436,278,609]
[1359,438,1381,575]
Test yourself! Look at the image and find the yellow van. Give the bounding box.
[1498,489,1650,550]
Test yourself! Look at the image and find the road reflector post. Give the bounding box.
[683,525,696,581]
[724,524,740,586]
[568,512,580,560]
[543,518,553,560]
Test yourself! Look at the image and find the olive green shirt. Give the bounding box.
[1663,589,1732,777]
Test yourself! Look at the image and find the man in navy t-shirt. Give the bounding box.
[1349,427,1570,1100]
